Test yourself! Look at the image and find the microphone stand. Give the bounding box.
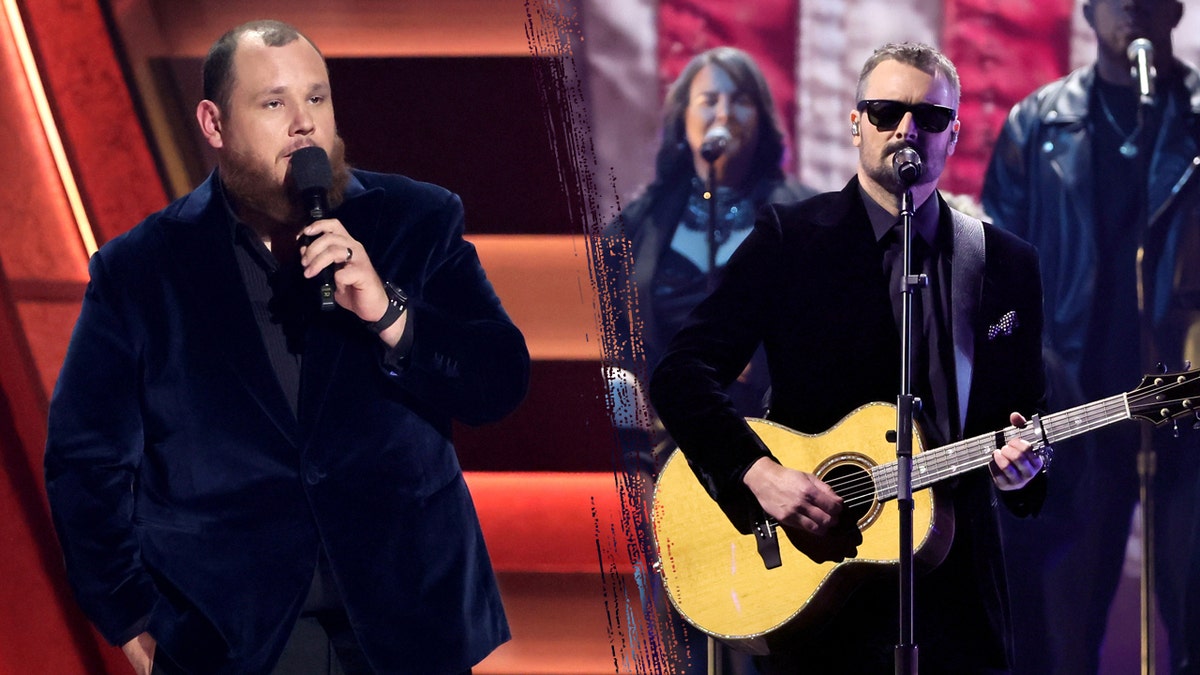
[1132,77,1157,675]
[894,185,924,675]
[704,156,722,675]
[705,159,719,293]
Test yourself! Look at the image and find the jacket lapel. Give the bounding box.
[1147,66,1200,226]
[1044,68,1098,248]
[164,176,302,446]
[296,178,383,433]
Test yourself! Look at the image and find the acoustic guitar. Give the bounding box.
[650,369,1200,654]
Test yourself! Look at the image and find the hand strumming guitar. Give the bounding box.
[742,456,863,563]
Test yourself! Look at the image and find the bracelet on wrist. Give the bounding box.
[365,282,408,334]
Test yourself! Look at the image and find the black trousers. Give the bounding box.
[151,549,474,674]
[152,613,472,674]
[149,608,370,675]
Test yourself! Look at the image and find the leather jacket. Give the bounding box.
[982,62,1200,391]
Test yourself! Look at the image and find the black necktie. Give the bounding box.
[883,226,951,446]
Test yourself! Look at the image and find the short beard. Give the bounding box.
[866,141,920,196]
[220,136,352,233]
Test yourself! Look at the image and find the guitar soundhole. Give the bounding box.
[818,456,882,529]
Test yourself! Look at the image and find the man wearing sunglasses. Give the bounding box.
[650,42,1048,673]
[983,0,1200,672]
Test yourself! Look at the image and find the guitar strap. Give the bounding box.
[950,207,985,434]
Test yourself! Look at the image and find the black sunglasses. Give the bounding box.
[856,99,956,133]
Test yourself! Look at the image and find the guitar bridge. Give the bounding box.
[754,519,782,569]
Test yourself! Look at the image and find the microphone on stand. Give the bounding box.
[1128,38,1156,108]
[1126,35,1160,675]
[290,146,337,312]
[700,126,732,163]
[893,147,923,187]
[698,126,731,289]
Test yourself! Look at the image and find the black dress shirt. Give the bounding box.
[862,187,959,447]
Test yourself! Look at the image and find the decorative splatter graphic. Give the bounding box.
[524,2,691,672]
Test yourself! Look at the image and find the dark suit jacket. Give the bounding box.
[45,171,530,674]
[649,178,1046,669]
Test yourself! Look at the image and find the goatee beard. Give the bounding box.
[868,142,919,196]
[221,136,352,233]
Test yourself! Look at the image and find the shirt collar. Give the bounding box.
[210,172,285,272]
[860,184,941,247]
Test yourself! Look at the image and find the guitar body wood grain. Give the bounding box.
[651,403,954,654]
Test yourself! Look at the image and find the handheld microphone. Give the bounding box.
[699,126,732,163]
[893,147,922,187]
[290,146,337,312]
[1127,38,1156,108]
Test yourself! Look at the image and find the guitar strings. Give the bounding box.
[804,386,1195,509]
[766,383,1193,512]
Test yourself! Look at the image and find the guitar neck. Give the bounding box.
[871,393,1130,502]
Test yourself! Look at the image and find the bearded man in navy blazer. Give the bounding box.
[44,20,529,675]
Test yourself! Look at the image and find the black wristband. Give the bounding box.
[365,282,408,334]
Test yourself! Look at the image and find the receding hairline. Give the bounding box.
[855,43,961,105]
[233,22,320,51]
[202,19,325,112]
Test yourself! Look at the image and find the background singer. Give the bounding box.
[982,0,1200,671]
[602,46,814,674]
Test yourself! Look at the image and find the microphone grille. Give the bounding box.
[291,146,332,192]
[893,147,922,185]
[704,126,732,143]
[1127,38,1154,61]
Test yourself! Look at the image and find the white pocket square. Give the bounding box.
[987,310,1020,340]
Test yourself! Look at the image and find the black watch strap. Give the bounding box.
[366,282,408,334]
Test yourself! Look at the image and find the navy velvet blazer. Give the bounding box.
[45,170,530,674]
[650,178,1047,668]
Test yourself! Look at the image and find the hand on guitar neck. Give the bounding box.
[741,410,1041,564]
[742,456,863,563]
[989,412,1045,491]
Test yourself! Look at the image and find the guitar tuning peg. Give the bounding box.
[1174,418,1181,438]
[1194,411,1200,431]
[1156,362,1168,374]
[1186,360,1193,371]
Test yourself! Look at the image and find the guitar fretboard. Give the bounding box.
[867,393,1130,504]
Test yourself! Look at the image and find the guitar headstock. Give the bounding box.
[1128,368,1200,426]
